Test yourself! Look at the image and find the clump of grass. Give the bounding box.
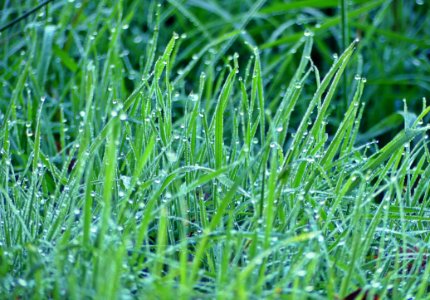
[1,1,430,299]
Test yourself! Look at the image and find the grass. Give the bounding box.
[1,0,430,299]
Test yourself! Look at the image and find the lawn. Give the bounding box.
[1,0,430,299]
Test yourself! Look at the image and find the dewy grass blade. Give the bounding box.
[304,79,364,192]
[172,30,241,85]
[252,47,265,145]
[214,64,237,169]
[278,38,359,181]
[153,206,168,278]
[37,25,56,87]
[97,116,120,249]
[31,98,44,173]
[362,127,430,172]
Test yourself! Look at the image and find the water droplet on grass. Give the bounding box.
[166,151,177,162]
[133,36,143,44]
[17,278,28,287]
[303,29,313,37]
[305,286,314,292]
[189,92,198,102]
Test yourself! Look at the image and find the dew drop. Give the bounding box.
[303,29,313,37]
[17,278,28,287]
[133,36,143,44]
[166,151,178,162]
[119,113,127,121]
[189,92,198,102]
